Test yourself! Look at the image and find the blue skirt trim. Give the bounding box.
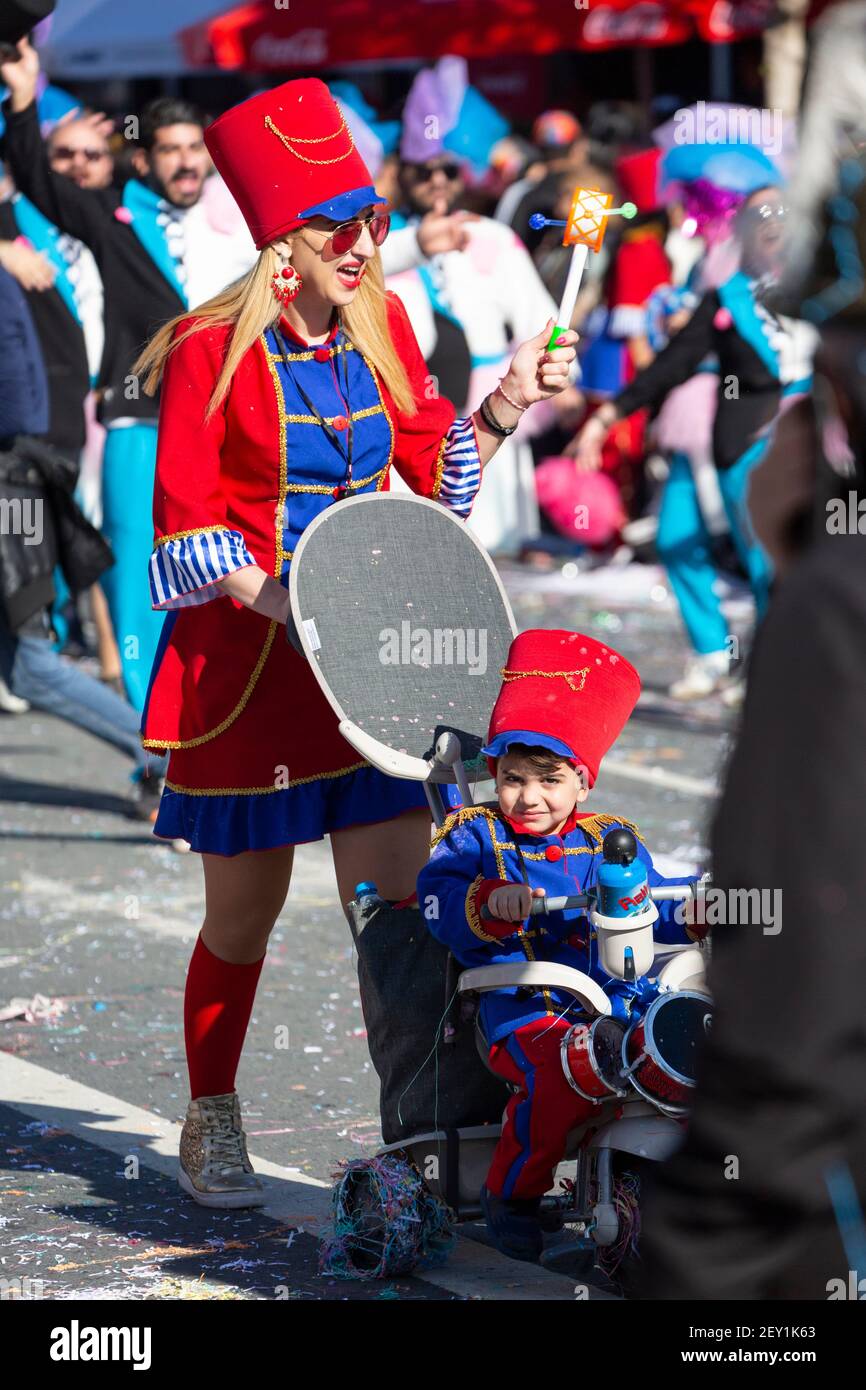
[153,763,461,855]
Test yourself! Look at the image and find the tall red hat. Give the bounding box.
[204,79,386,250]
[615,147,663,215]
[481,630,641,788]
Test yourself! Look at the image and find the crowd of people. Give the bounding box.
[0,32,824,820]
[2,1,866,1299]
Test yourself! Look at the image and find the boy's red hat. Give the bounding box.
[615,147,663,215]
[204,79,386,250]
[481,629,641,787]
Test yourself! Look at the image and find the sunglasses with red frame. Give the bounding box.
[304,211,391,258]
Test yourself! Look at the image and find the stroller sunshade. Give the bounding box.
[288,494,517,782]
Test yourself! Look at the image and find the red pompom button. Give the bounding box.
[331,414,348,431]
[314,347,330,362]
[545,844,564,861]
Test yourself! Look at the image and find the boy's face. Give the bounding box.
[495,753,589,835]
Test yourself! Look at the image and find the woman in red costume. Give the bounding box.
[134,79,577,1208]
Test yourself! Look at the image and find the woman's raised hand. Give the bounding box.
[501,319,579,409]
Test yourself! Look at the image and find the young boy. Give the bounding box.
[417,628,696,1262]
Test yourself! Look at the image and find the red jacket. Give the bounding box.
[141,293,471,779]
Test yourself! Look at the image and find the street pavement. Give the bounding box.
[0,559,747,1301]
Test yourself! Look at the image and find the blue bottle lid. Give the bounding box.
[354,881,379,897]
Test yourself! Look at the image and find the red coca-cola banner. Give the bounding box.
[180,0,775,73]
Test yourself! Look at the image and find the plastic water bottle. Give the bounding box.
[354,881,383,911]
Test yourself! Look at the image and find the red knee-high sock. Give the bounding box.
[184,934,265,1101]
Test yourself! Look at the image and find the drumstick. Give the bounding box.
[530,191,637,351]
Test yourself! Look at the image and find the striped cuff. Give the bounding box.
[149,528,256,610]
[437,416,482,518]
[608,304,649,340]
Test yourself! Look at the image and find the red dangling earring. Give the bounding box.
[272,262,302,305]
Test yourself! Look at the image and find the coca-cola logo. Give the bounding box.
[251,28,328,67]
[706,0,775,41]
[583,3,674,45]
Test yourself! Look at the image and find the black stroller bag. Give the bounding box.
[349,895,506,1145]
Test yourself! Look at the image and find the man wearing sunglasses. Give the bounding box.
[48,116,113,192]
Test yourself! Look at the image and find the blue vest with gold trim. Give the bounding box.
[264,325,393,578]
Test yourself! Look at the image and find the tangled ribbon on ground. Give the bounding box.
[320,1153,456,1280]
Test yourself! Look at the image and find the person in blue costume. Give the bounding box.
[573,184,818,705]
[417,629,696,1261]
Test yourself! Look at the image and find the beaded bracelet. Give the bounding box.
[497,378,528,412]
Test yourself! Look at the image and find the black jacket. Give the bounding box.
[0,434,113,631]
[615,289,785,471]
[1,96,185,425]
[640,531,866,1299]
[0,199,90,456]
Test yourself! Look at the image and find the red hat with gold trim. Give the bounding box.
[204,79,387,250]
[481,629,641,787]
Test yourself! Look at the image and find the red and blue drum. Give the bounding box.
[561,1015,628,1103]
[622,990,713,1114]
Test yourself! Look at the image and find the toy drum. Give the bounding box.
[622,991,713,1114]
[561,1015,628,1103]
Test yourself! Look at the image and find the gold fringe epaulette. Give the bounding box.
[575,813,645,847]
[430,803,502,850]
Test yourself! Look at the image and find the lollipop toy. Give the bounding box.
[530,188,637,350]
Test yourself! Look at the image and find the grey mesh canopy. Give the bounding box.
[288,494,516,781]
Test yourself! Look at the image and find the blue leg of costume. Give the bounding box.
[717,440,773,620]
[100,423,165,713]
[656,452,729,655]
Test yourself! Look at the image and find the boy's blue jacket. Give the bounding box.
[417,802,695,1044]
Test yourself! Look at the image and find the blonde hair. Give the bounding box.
[133,243,416,419]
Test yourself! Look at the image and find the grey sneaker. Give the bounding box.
[178,1091,267,1208]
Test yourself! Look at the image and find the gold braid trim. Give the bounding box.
[165,760,368,796]
[279,404,384,427]
[264,112,355,166]
[431,435,447,500]
[575,813,645,848]
[519,845,594,859]
[266,343,356,363]
[283,465,387,496]
[141,622,277,751]
[431,806,643,853]
[431,804,503,851]
[155,525,228,547]
[464,873,498,944]
[499,666,590,693]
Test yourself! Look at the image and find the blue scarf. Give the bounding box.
[12,193,80,325]
[717,270,780,381]
[122,178,188,307]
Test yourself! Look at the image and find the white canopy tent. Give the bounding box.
[38,0,233,78]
